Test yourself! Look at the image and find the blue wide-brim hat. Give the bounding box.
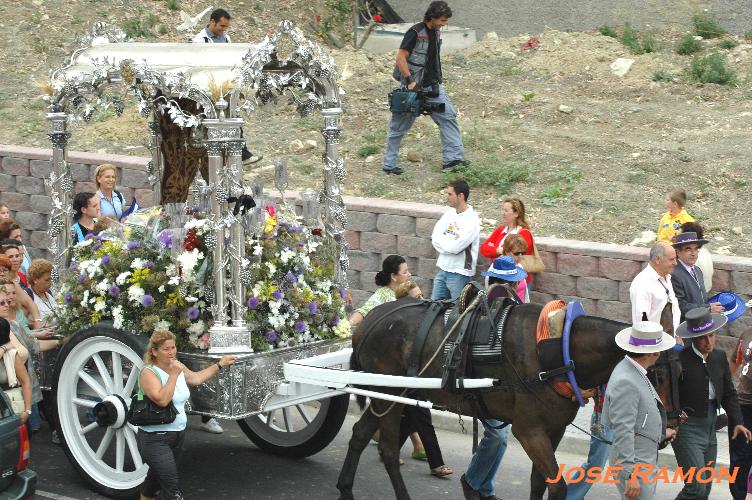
[708,291,748,323]
[481,255,527,282]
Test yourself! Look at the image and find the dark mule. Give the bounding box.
[337,298,628,500]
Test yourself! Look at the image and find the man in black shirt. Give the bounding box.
[382,1,469,175]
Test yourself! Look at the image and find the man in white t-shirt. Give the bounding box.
[431,180,480,300]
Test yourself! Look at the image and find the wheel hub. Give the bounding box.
[93,394,128,428]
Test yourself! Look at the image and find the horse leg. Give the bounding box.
[513,425,567,500]
[530,425,568,499]
[336,405,381,500]
[377,404,412,500]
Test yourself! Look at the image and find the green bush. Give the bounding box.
[653,69,675,82]
[356,144,381,158]
[745,30,752,41]
[719,39,739,49]
[599,25,618,38]
[622,23,643,54]
[122,18,151,38]
[688,51,736,85]
[443,161,530,195]
[641,33,658,53]
[693,13,726,39]
[166,0,180,10]
[675,34,702,55]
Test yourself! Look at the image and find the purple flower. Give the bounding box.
[289,225,304,233]
[285,272,298,283]
[271,291,282,301]
[145,261,155,270]
[265,331,279,343]
[157,230,173,249]
[141,294,154,308]
[329,315,340,327]
[294,321,307,333]
[127,241,140,250]
[85,233,96,240]
[108,285,120,297]
[186,306,200,320]
[76,273,88,284]
[68,261,78,270]
[339,287,347,300]
[247,296,260,309]
[92,242,102,251]
[101,256,111,265]
[64,294,72,304]
[308,301,319,315]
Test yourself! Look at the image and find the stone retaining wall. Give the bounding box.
[2,144,751,335]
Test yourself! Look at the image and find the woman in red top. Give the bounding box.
[480,197,535,284]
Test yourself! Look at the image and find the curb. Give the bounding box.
[346,399,731,469]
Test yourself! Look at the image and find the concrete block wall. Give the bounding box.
[0,145,154,259]
[2,144,751,337]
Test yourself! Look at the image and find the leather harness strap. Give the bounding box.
[407,301,446,377]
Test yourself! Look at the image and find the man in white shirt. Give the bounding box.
[192,8,232,43]
[430,180,480,300]
[629,242,681,336]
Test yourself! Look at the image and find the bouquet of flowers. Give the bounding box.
[245,205,350,351]
[54,226,211,351]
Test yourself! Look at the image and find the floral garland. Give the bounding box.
[245,205,350,350]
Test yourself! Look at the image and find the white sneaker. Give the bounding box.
[200,417,224,434]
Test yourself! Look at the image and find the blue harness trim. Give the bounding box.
[563,300,587,407]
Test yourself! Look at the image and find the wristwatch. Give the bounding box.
[24,408,32,415]
[216,362,222,371]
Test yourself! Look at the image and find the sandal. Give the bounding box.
[431,465,454,477]
[411,449,428,461]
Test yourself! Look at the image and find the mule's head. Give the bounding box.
[648,349,685,427]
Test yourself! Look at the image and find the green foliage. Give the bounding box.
[318,0,354,41]
[122,16,157,38]
[734,178,748,187]
[641,33,658,53]
[653,69,675,82]
[443,161,531,195]
[622,23,642,54]
[356,144,381,157]
[675,34,702,55]
[540,183,574,206]
[166,0,180,11]
[745,30,752,41]
[522,92,536,102]
[693,13,726,39]
[688,51,736,85]
[719,39,739,49]
[599,25,618,38]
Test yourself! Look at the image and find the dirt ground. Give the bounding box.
[1,1,750,256]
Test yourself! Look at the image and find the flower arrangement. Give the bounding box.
[245,205,349,350]
[54,224,211,351]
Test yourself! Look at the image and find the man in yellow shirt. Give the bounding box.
[657,188,695,243]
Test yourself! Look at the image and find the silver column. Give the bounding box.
[320,107,349,287]
[45,112,72,280]
[226,139,246,326]
[147,117,163,205]
[204,138,228,326]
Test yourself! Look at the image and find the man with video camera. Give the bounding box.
[382,1,470,176]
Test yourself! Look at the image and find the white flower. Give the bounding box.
[184,219,207,230]
[280,248,296,264]
[168,276,180,286]
[177,249,203,281]
[266,262,277,275]
[165,264,177,277]
[306,240,319,253]
[187,320,205,335]
[301,255,311,267]
[94,299,106,312]
[112,305,124,329]
[116,272,132,285]
[333,318,352,339]
[130,258,147,270]
[252,245,263,256]
[80,290,90,307]
[128,285,145,304]
[155,320,171,331]
[76,238,94,248]
[96,280,110,294]
[158,285,166,293]
[185,296,198,303]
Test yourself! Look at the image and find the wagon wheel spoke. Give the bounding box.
[122,426,143,468]
[265,412,273,427]
[91,353,114,394]
[282,407,292,432]
[122,363,139,398]
[115,430,125,472]
[111,352,123,393]
[78,369,107,399]
[79,421,99,435]
[72,397,98,408]
[95,427,114,459]
[295,404,312,425]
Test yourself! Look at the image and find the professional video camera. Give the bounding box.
[388,83,445,115]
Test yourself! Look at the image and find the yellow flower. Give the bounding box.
[263,214,277,234]
[166,292,185,307]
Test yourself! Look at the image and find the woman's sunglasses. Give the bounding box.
[0,300,8,306]
[513,252,526,257]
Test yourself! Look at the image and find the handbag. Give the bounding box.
[519,237,545,274]
[4,387,25,416]
[126,366,178,426]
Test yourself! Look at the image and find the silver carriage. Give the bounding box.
[40,21,352,497]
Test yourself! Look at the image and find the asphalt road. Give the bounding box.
[32,414,729,500]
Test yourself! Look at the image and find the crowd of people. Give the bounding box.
[1,2,751,499]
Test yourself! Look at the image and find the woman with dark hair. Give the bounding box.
[71,192,100,244]
[349,255,411,326]
[0,317,33,424]
[0,219,32,277]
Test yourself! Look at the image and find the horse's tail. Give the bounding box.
[350,351,367,410]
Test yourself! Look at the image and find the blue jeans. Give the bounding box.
[29,403,42,432]
[383,84,465,170]
[431,269,472,300]
[565,412,613,500]
[465,419,509,497]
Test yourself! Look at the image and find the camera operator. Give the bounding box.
[382,1,470,176]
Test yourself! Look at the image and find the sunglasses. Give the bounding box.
[0,300,8,306]
[513,252,526,256]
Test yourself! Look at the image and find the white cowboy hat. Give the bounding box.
[615,321,676,354]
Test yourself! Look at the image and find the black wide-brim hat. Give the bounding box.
[676,306,728,339]
[672,231,708,248]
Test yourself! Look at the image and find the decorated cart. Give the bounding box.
[41,21,354,497]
